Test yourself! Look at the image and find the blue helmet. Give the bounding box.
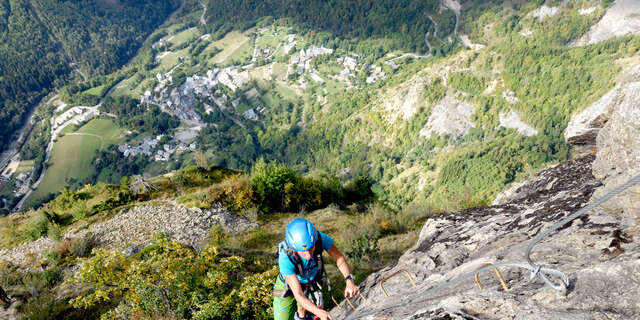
[285,218,318,252]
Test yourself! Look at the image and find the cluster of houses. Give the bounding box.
[290,45,334,73]
[53,107,99,130]
[142,66,253,124]
[118,135,199,162]
[0,159,32,198]
[366,65,386,84]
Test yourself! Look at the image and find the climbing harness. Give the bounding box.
[343,173,640,320]
[276,235,329,304]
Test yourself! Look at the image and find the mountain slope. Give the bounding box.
[0,0,180,152]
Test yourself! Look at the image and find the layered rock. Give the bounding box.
[590,82,640,217]
[564,85,620,148]
[333,156,640,319]
[565,64,640,216]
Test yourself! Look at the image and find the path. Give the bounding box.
[386,52,431,64]
[74,66,87,82]
[425,15,438,52]
[251,34,260,62]
[199,0,207,25]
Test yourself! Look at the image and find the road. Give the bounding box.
[199,0,207,25]
[0,93,55,173]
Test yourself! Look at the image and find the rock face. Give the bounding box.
[564,85,620,147]
[382,77,427,123]
[0,201,257,267]
[333,155,640,319]
[573,0,640,46]
[590,82,640,217]
[419,93,475,138]
[565,64,640,216]
[528,5,559,21]
[498,111,538,137]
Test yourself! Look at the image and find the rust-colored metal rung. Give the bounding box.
[344,293,367,310]
[474,263,509,291]
[331,295,342,310]
[379,269,417,297]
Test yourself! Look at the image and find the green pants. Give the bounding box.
[273,276,296,320]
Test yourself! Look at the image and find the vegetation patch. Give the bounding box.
[25,119,124,209]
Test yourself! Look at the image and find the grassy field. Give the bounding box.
[16,160,35,174]
[170,27,200,46]
[25,119,124,207]
[275,84,298,100]
[83,84,107,96]
[325,78,346,96]
[209,31,250,64]
[272,63,288,81]
[110,76,139,98]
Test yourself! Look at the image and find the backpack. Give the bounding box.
[276,234,329,297]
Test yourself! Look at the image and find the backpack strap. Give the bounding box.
[278,232,327,294]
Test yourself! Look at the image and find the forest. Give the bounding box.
[204,0,456,54]
[0,0,179,152]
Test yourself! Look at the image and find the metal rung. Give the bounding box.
[474,263,509,291]
[331,295,342,310]
[345,293,367,310]
[380,269,417,297]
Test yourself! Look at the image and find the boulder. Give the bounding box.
[565,65,640,151]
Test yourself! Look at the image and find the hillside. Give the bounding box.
[0,0,180,153]
[8,0,638,214]
[1,0,640,318]
[332,74,640,318]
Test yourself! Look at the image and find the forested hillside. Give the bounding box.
[205,0,457,55]
[0,0,68,151]
[0,0,180,152]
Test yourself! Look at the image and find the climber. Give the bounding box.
[273,218,360,320]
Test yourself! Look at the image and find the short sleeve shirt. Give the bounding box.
[278,232,334,284]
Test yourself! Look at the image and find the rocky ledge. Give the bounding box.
[333,155,640,319]
[0,201,257,267]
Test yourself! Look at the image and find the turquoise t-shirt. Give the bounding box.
[278,232,333,284]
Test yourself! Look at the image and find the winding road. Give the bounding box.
[199,0,207,25]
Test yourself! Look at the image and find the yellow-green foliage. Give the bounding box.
[67,233,276,320]
[205,174,255,212]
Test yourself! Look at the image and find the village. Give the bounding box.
[117,135,199,162]
[0,24,392,212]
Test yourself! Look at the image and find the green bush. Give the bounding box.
[24,212,51,241]
[250,159,298,212]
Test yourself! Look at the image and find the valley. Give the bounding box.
[1,1,640,318]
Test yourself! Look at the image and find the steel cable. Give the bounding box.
[343,173,640,320]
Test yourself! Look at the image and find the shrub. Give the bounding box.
[52,234,97,259]
[24,212,51,241]
[346,233,380,265]
[250,159,298,212]
[205,175,255,212]
[68,238,276,320]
